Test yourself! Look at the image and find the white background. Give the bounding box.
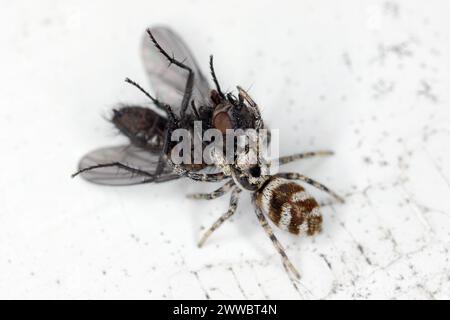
[0,0,449,299]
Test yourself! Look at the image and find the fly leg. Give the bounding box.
[209,55,225,98]
[124,77,178,178]
[147,29,194,119]
[72,162,156,182]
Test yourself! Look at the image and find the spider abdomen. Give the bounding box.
[255,177,323,235]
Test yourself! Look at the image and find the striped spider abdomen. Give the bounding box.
[255,177,323,236]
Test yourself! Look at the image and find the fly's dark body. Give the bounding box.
[112,106,166,151]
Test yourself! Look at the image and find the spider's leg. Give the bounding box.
[275,151,334,166]
[254,205,301,280]
[198,187,241,247]
[187,180,235,200]
[276,172,344,203]
[172,165,227,182]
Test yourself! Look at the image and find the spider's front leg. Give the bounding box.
[172,165,227,182]
[275,151,334,166]
[187,180,235,200]
[276,172,344,203]
[237,86,264,130]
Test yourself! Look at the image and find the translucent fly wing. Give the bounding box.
[141,26,211,114]
[77,145,179,186]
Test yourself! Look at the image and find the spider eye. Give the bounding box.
[213,111,233,134]
[249,166,261,178]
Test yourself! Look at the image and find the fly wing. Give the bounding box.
[141,26,211,115]
[76,145,179,186]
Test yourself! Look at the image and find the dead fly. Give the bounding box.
[73,26,344,280]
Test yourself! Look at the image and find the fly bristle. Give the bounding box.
[256,177,323,236]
